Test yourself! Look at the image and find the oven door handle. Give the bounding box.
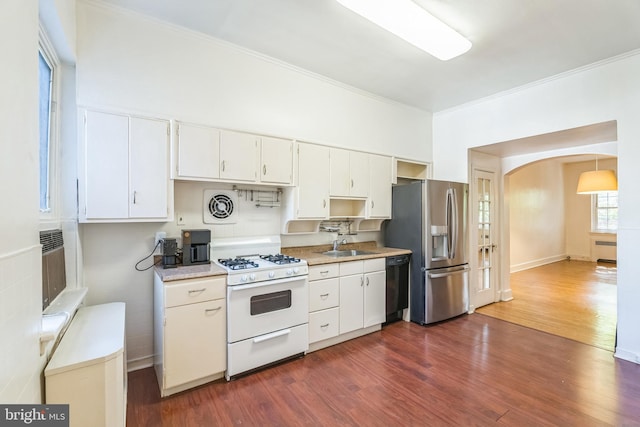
[227,275,307,291]
[253,328,291,343]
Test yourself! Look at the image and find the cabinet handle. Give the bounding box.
[133,191,137,204]
[360,277,364,286]
[366,277,370,286]
[205,307,222,314]
[351,179,354,188]
[263,164,267,175]
[320,270,329,275]
[320,323,330,329]
[371,200,374,208]
[188,288,206,294]
[323,199,327,208]
[320,293,329,299]
[221,160,226,172]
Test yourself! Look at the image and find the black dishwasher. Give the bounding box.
[384,254,410,324]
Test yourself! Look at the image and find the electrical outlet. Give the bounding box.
[155,231,166,246]
[176,212,185,226]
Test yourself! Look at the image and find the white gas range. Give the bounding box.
[211,236,309,380]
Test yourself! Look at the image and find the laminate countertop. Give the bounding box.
[155,241,411,281]
[282,241,411,266]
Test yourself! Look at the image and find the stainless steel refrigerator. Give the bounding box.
[384,180,469,325]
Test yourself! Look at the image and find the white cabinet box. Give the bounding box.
[154,274,226,397]
[45,303,126,427]
[79,110,172,222]
[174,121,293,185]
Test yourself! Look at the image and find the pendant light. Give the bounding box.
[576,156,618,194]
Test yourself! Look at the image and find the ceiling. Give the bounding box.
[96,0,640,112]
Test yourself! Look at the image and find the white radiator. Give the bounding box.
[590,237,617,262]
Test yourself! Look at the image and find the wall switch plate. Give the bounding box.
[176,212,185,226]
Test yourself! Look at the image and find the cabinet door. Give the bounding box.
[84,110,129,219]
[339,274,364,334]
[297,143,329,219]
[220,130,258,182]
[261,136,293,184]
[349,151,369,197]
[368,154,392,218]
[130,117,169,218]
[329,148,350,196]
[164,299,226,389]
[176,122,220,179]
[364,270,386,328]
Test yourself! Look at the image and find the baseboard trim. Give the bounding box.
[510,255,567,273]
[614,348,640,365]
[127,355,154,372]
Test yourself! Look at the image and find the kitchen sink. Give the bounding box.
[319,249,377,257]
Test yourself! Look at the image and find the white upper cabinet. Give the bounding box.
[330,148,369,198]
[175,122,292,186]
[367,154,392,219]
[260,136,293,185]
[297,143,330,219]
[176,123,220,179]
[219,130,259,182]
[80,110,171,222]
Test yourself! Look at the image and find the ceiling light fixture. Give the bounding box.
[576,156,618,194]
[335,0,472,61]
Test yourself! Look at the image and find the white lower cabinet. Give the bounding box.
[308,258,386,350]
[154,273,226,397]
[339,259,386,334]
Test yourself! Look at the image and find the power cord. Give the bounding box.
[135,240,163,271]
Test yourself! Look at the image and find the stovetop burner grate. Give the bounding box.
[259,254,301,265]
[218,258,259,270]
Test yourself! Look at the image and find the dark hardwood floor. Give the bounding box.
[127,315,640,426]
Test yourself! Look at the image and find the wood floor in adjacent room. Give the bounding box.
[127,314,640,426]
[476,259,617,351]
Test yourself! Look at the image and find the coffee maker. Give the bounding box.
[162,238,178,269]
[182,229,211,265]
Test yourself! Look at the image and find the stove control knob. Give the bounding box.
[286,269,293,276]
[249,273,256,281]
[293,267,300,274]
[269,271,275,279]
[240,275,248,283]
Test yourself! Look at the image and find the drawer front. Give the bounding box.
[309,308,340,343]
[227,324,308,378]
[309,278,339,312]
[339,260,363,276]
[364,258,385,273]
[309,264,340,281]
[165,276,226,308]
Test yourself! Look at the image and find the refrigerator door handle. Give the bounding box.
[427,266,469,279]
[446,188,458,260]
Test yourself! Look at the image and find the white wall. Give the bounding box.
[432,52,640,364]
[75,1,432,368]
[0,0,44,403]
[508,159,566,271]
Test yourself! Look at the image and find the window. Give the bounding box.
[38,28,58,215]
[593,191,618,232]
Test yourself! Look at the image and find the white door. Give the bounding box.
[297,143,329,219]
[260,136,293,185]
[363,270,386,327]
[176,122,220,179]
[472,169,499,309]
[368,154,392,218]
[84,110,129,219]
[219,130,258,182]
[129,117,169,218]
[339,274,364,334]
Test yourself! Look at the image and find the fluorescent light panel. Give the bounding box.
[336,0,472,60]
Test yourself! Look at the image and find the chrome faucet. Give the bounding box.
[333,238,347,251]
